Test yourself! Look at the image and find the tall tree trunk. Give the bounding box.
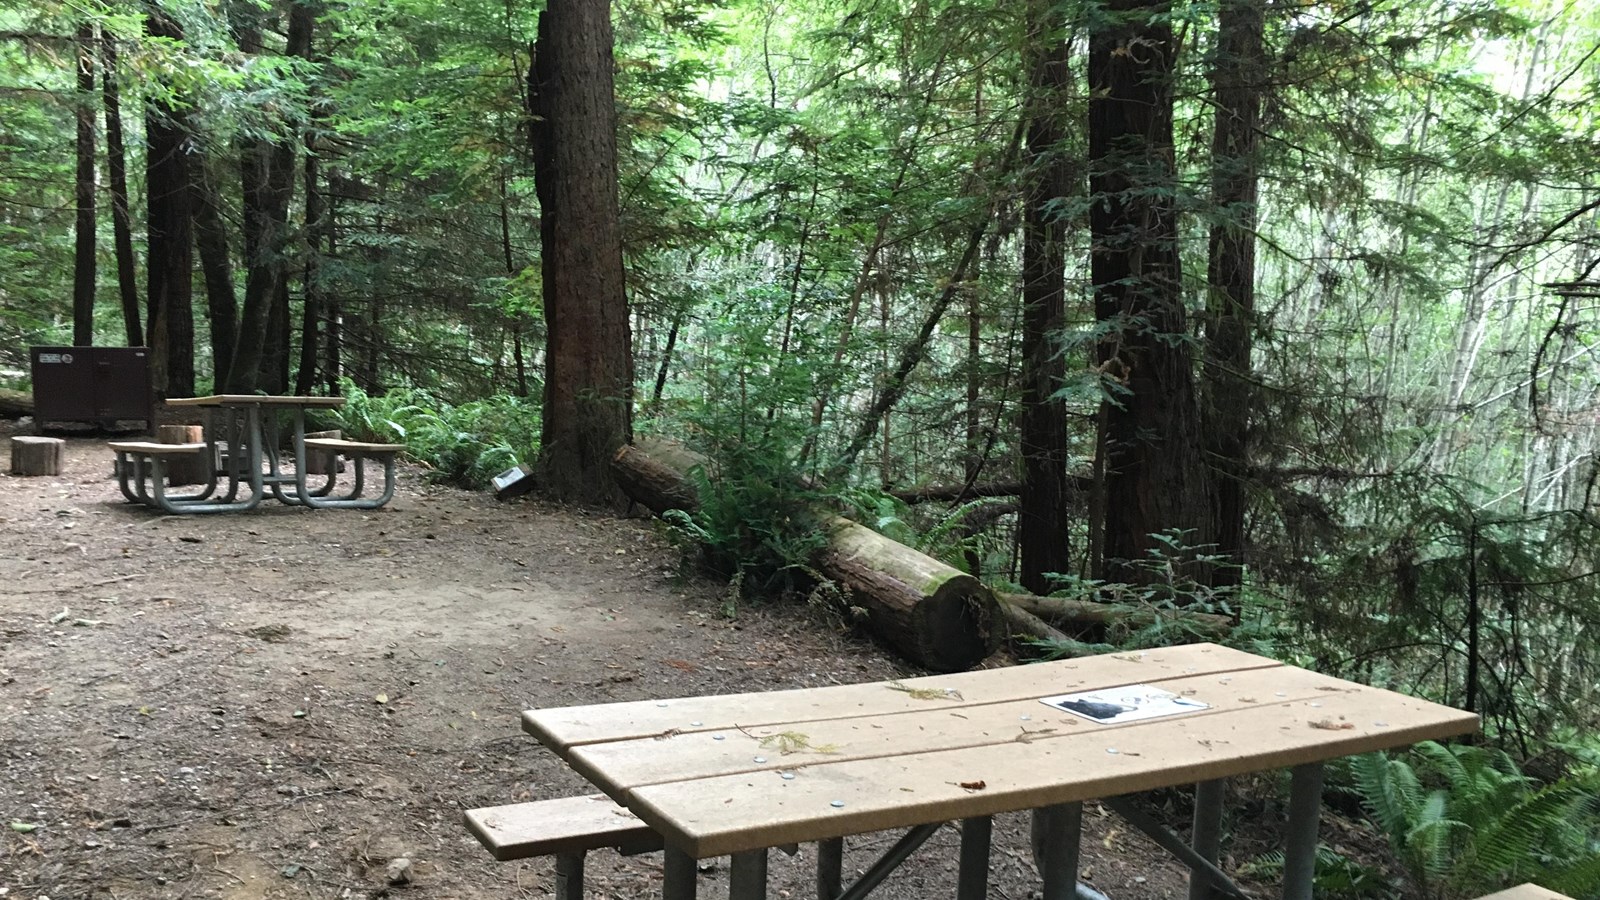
[144,7,195,398]
[527,0,635,506]
[296,109,326,396]
[1201,0,1266,593]
[1018,15,1075,596]
[226,1,311,393]
[73,22,97,347]
[1089,0,1209,587]
[101,33,142,347]
[191,159,238,387]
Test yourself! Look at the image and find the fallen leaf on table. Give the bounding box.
[1310,719,1354,730]
[956,780,987,791]
[887,681,963,701]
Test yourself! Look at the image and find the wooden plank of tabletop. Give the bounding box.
[525,643,1280,754]
[567,664,1354,798]
[627,684,1478,858]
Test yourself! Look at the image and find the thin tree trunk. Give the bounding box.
[295,107,325,395]
[528,0,635,506]
[1089,0,1209,587]
[828,115,1027,481]
[1018,15,1075,595]
[191,159,238,387]
[1201,0,1265,591]
[101,33,142,347]
[73,22,97,347]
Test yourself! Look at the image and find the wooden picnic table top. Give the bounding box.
[523,643,1478,859]
[166,394,347,408]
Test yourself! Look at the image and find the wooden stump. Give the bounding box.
[9,436,64,476]
[158,424,207,485]
[304,429,342,475]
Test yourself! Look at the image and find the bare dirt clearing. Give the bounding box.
[1,428,1200,899]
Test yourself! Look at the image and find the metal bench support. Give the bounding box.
[1035,802,1083,900]
[957,816,992,900]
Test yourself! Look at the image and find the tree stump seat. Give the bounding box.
[9,436,65,476]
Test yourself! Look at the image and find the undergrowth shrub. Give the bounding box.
[1350,740,1600,898]
[313,378,539,489]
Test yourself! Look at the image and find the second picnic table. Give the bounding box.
[522,642,1478,900]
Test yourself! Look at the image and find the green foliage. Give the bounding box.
[1350,741,1600,898]
[315,379,538,489]
[1240,847,1401,900]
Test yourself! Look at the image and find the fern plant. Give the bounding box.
[1351,740,1600,899]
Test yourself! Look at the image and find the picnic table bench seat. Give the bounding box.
[299,438,405,509]
[107,441,257,513]
[465,795,664,900]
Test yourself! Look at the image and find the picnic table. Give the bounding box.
[521,642,1478,900]
[112,394,403,513]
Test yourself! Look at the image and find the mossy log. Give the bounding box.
[611,443,1002,671]
[999,592,1231,638]
[817,518,1001,672]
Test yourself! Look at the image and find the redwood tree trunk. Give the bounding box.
[1202,0,1266,591]
[145,7,195,398]
[1089,0,1209,586]
[528,0,635,506]
[192,159,238,387]
[73,22,97,347]
[1018,13,1075,595]
[101,33,142,347]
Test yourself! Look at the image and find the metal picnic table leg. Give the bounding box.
[554,851,584,900]
[817,837,843,900]
[1034,802,1082,900]
[1190,779,1226,900]
[730,849,769,900]
[1282,763,1324,900]
[663,845,698,900]
[956,816,992,900]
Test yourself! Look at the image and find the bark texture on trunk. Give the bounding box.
[73,22,97,347]
[101,33,142,347]
[528,0,634,506]
[145,6,194,398]
[1018,14,1075,595]
[1202,0,1266,591]
[1089,0,1209,587]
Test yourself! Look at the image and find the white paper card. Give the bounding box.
[1039,683,1209,724]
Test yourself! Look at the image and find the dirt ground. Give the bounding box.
[2,425,1251,900]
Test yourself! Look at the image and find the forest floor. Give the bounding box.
[0,422,1349,900]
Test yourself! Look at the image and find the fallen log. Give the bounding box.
[818,518,1001,672]
[0,388,33,419]
[611,444,700,516]
[888,481,1024,504]
[1000,592,1231,638]
[997,599,1069,645]
[611,443,1001,671]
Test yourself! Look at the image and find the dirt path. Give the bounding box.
[1,427,1195,899]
